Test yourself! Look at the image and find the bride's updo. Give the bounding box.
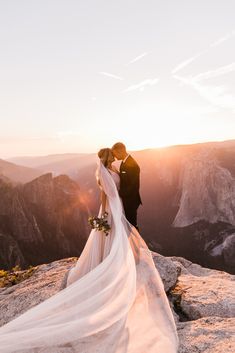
[98,148,114,168]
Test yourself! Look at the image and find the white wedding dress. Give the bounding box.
[0,161,179,353]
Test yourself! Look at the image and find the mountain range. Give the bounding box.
[0,159,42,184]
[1,139,235,273]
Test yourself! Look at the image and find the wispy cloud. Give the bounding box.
[123,78,159,92]
[171,29,235,112]
[172,30,235,74]
[192,62,235,82]
[193,83,235,110]
[172,52,203,74]
[173,65,235,111]
[99,72,124,80]
[127,52,148,65]
[210,30,235,47]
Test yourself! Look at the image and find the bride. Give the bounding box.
[0,148,179,353]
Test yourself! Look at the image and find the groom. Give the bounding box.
[111,142,142,230]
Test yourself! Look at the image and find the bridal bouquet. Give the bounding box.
[88,211,111,236]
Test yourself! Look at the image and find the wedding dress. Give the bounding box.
[0,161,179,353]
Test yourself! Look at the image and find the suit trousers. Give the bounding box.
[122,202,139,230]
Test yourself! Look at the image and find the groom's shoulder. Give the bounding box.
[127,155,140,169]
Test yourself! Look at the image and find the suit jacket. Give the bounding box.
[119,155,142,208]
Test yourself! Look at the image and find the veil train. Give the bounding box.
[0,161,179,353]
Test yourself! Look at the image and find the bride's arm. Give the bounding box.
[101,189,107,215]
[97,178,107,215]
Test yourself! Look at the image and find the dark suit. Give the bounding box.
[119,155,142,228]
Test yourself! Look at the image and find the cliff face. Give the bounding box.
[168,149,235,274]
[173,150,235,227]
[0,253,234,352]
[0,174,90,270]
[0,232,25,270]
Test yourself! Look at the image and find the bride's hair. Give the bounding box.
[98,148,113,168]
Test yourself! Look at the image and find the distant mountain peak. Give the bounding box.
[173,151,235,227]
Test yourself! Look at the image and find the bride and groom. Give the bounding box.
[99,142,142,230]
[0,142,179,353]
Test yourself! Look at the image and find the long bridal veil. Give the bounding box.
[0,161,179,353]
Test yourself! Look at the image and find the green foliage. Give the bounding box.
[88,211,111,236]
[0,264,38,288]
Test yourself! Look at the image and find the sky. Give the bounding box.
[0,0,235,157]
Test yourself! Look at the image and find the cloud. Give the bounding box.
[172,30,235,74]
[173,70,235,111]
[98,72,124,80]
[192,62,235,82]
[127,52,148,65]
[210,30,235,47]
[172,52,203,74]
[173,74,191,86]
[123,78,159,92]
[192,83,235,110]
